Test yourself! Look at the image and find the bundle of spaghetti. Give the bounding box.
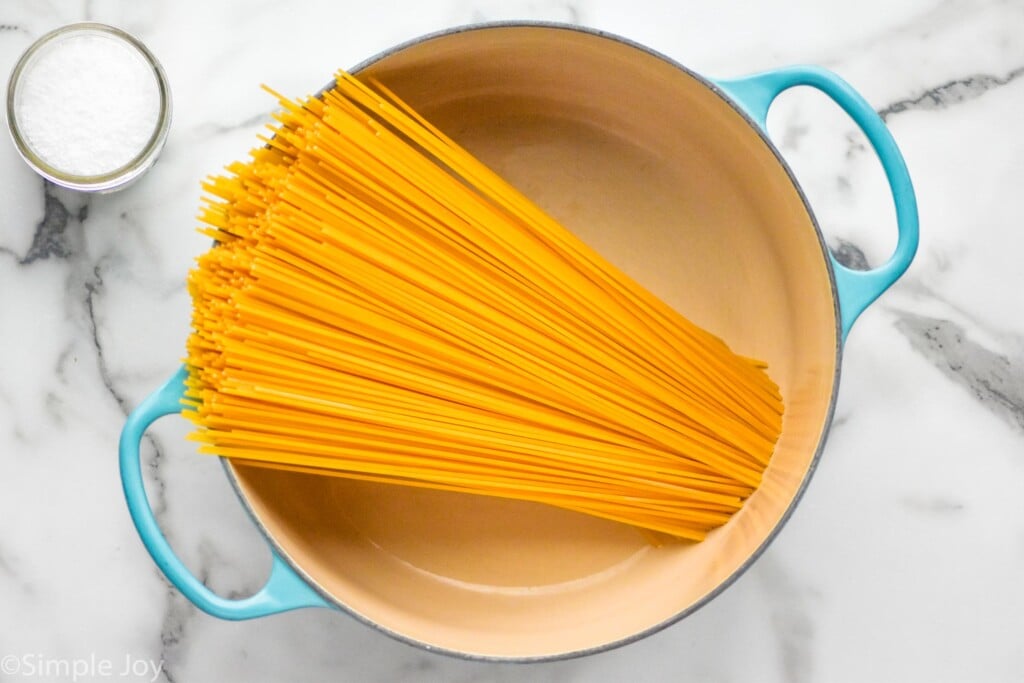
[183,70,784,542]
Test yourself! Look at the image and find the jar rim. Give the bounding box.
[5,22,172,192]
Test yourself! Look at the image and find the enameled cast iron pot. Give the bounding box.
[119,23,918,660]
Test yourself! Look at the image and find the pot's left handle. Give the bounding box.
[118,365,330,619]
[714,66,919,339]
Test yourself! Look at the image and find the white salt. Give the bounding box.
[13,31,162,177]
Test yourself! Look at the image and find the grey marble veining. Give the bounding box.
[899,494,965,515]
[895,312,1024,431]
[158,590,194,683]
[1,0,1023,681]
[878,66,1024,121]
[831,238,871,271]
[0,182,86,264]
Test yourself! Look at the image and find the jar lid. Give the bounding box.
[6,23,172,192]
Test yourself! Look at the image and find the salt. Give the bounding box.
[12,29,163,178]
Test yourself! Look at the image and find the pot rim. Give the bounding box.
[222,19,844,662]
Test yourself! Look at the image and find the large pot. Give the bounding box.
[119,22,918,660]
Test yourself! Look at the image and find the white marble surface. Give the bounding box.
[1,0,1022,681]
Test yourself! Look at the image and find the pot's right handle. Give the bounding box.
[714,66,919,339]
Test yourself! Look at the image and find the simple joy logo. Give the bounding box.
[0,653,164,682]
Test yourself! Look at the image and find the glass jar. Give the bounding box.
[6,22,172,192]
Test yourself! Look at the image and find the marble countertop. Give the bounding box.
[1,0,1022,681]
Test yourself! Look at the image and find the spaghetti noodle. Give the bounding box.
[183,70,784,542]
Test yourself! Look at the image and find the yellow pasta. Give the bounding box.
[183,70,784,542]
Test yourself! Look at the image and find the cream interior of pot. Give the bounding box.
[228,25,839,658]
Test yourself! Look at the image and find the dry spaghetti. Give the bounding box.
[183,70,784,542]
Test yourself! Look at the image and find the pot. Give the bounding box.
[119,22,918,660]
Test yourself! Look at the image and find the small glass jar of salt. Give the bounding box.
[6,23,171,192]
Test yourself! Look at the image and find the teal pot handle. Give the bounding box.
[118,366,330,619]
[714,66,919,339]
